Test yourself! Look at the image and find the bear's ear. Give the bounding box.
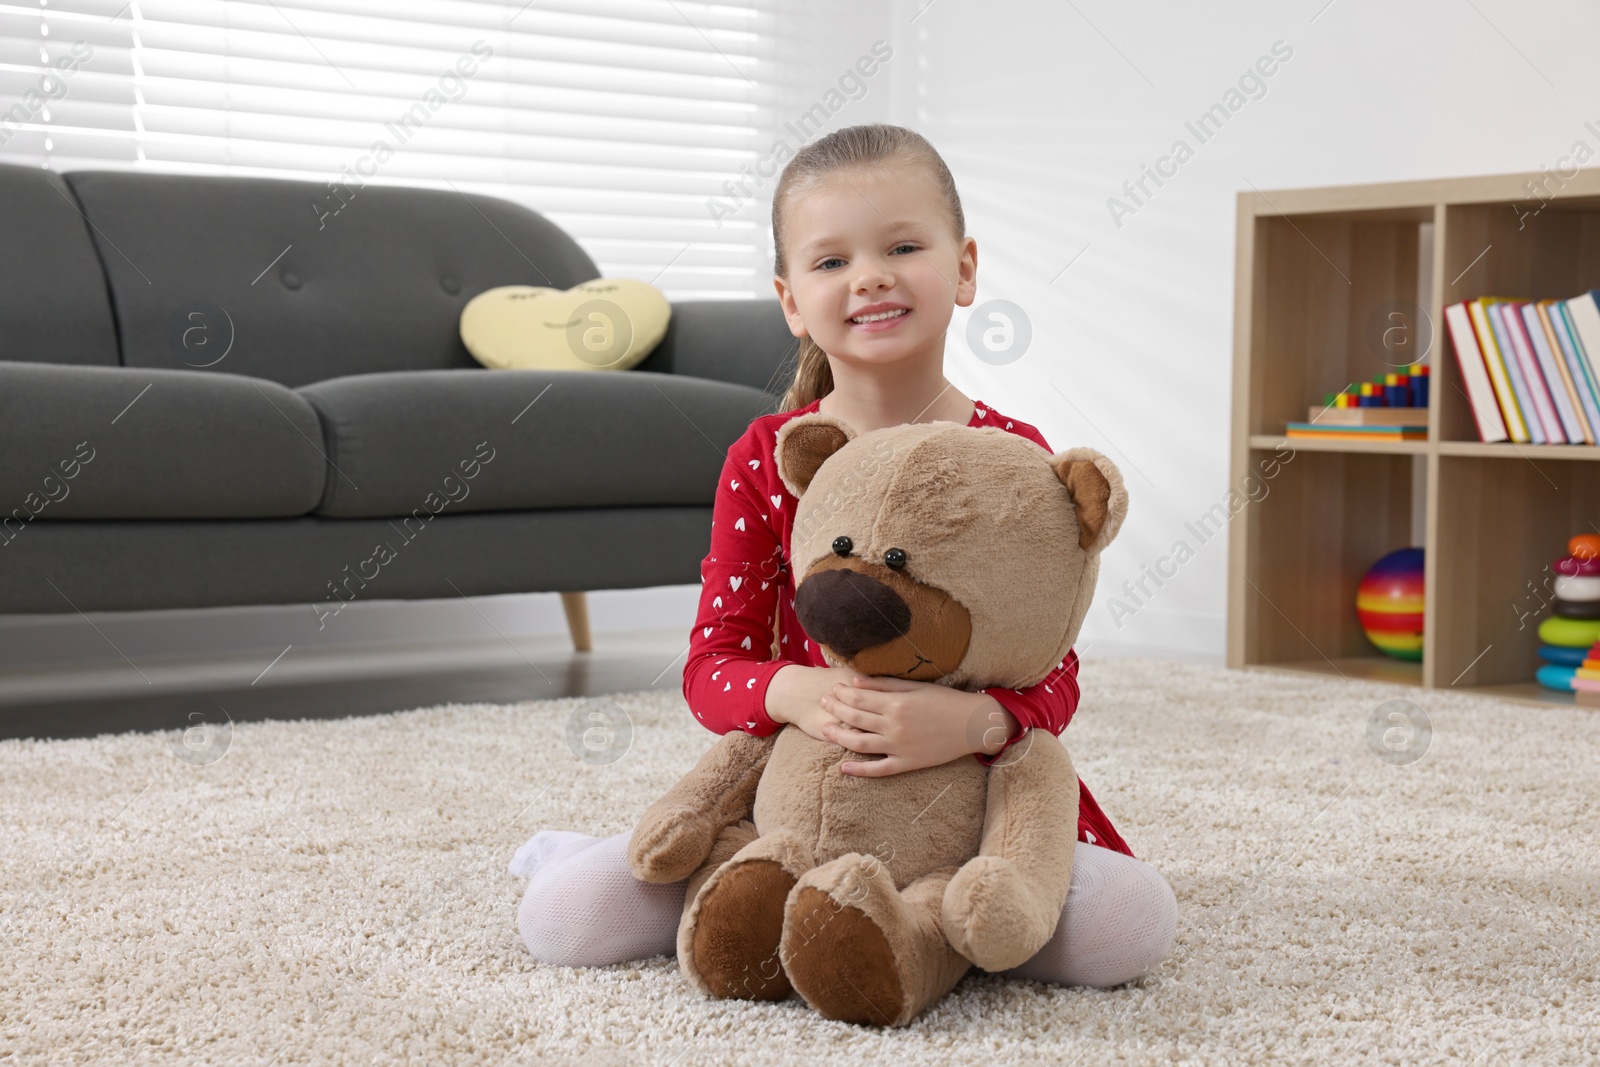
[773,413,856,499]
[1050,447,1128,553]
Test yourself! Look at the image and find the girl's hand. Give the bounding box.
[764,663,851,745]
[819,675,1021,777]
[776,693,842,747]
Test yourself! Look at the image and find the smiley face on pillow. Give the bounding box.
[459,278,670,372]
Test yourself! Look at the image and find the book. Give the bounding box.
[1305,406,1429,426]
[1468,298,1530,442]
[1529,302,1594,444]
[1486,299,1557,443]
[1284,423,1426,441]
[1549,300,1600,438]
[1503,300,1572,443]
[1443,302,1509,443]
[1563,293,1600,419]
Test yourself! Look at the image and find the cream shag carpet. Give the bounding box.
[3,657,1597,1066]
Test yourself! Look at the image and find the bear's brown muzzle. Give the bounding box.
[793,558,972,680]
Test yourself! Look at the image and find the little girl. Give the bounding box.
[511,123,1178,989]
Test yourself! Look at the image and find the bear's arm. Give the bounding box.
[627,730,778,883]
[944,728,1080,970]
[973,648,1082,766]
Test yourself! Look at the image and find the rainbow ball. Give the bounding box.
[1358,547,1425,661]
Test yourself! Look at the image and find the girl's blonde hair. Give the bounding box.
[771,123,967,413]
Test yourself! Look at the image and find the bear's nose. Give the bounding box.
[793,567,911,660]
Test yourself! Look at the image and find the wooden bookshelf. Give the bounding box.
[1228,169,1600,709]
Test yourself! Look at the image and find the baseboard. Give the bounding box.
[0,585,703,674]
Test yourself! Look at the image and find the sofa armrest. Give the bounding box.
[633,298,798,398]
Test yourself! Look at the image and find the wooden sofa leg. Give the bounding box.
[560,591,593,653]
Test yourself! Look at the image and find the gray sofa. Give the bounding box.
[0,162,797,649]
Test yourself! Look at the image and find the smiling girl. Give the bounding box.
[513,123,1177,990]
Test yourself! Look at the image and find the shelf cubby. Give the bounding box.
[1247,206,1431,438]
[1229,170,1600,709]
[1437,196,1600,445]
[1238,446,1422,682]
[1432,454,1600,689]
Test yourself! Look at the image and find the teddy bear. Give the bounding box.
[626,412,1128,1027]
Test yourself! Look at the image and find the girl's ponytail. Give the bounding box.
[770,123,964,414]
[779,335,834,414]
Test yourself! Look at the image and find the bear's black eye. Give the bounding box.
[884,548,907,570]
[832,535,853,557]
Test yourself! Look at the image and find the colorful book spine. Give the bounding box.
[1284,423,1426,440]
[1547,301,1600,439]
[1505,300,1571,443]
[1563,293,1600,418]
[1468,298,1531,442]
[1444,301,1509,443]
[1486,300,1554,443]
[1527,302,1593,444]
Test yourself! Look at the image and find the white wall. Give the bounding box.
[11,0,1596,671]
[892,0,1600,659]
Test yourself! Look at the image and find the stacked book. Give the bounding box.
[1444,293,1600,444]
[1285,366,1429,441]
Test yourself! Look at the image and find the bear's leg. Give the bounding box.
[780,854,972,1027]
[678,827,815,1002]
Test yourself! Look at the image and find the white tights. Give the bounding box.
[512,828,1178,988]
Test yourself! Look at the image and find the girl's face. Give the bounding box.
[774,163,976,370]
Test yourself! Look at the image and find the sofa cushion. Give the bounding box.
[0,362,326,521]
[61,170,602,388]
[0,163,120,367]
[298,368,779,518]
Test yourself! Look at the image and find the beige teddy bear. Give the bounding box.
[627,413,1128,1026]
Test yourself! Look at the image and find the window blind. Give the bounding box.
[0,0,778,298]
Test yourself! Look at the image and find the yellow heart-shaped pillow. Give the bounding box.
[460,278,671,372]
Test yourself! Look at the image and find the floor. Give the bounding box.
[0,628,1222,742]
[7,655,1591,1064]
[0,628,690,741]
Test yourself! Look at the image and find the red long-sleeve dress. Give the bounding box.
[681,395,1133,859]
